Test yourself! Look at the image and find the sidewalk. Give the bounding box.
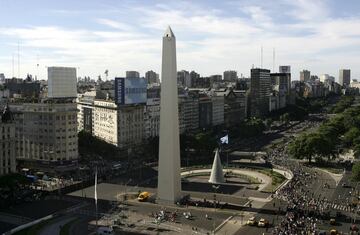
[39,216,75,235]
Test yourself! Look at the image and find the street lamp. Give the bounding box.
[212,185,220,235]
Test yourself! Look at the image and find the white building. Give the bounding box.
[92,100,118,146]
[145,98,160,138]
[10,100,78,171]
[92,100,145,148]
[48,67,77,98]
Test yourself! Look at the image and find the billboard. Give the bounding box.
[115,77,147,105]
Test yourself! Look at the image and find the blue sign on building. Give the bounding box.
[115,77,147,105]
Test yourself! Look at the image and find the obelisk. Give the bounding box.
[157,26,181,204]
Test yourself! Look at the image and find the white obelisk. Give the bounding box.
[157,26,181,204]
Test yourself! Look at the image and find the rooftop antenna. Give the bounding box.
[273,47,275,72]
[261,46,263,69]
[12,53,14,78]
[18,41,20,78]
[36,54,39,81]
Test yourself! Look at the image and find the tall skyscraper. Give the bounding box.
[190,71,200,88]
[250,68,271,117]
[300,70,311,82]
[126,71,140,78]
[270,73,291,94]
[145,70,159,84]
[48,67,77,98]
[177,70,191,87]
[279,65,291,74]
[339,69,351,86]
[223,70,238,82]
[157,26,181,204]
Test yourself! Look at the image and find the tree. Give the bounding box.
[343,127,360,147]
[352,162,360,181]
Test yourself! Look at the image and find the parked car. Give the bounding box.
[246,217,257,226]
[258,218,269,227]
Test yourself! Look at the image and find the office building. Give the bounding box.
[10,100,78,172]
[178,93,199,133]
[270,73,291,95]
[339,69,351,87]
[209,75,222,86]
[223,70,238,82]
[190,71,200,88]
[0,105,16,176]
[250,68,271,117]
[145,70,159,84]
[5,79,41,98]
[210,94,224,126]
[177,70,191,87]
[126,71,140,78]
[145,97,160,138]
[300,70,311,82]
[48,67,77,98]
[0,73,5,84]
[215,89,247,127]
[77,92,95,134]
[279,66,291,74]
[198,93,212,129]
[250,68,271,116]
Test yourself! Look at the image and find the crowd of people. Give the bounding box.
[267,126,360,235]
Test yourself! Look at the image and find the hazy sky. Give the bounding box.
[0,0,360,81]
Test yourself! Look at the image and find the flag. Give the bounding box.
[220,135,229,144]
[94,167,98,206]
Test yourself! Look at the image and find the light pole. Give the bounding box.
[212,185,220,235]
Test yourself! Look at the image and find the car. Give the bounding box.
[330,218,336,225]
[330,229,338,235]
[97,226,115,235]
[246,217,257,226]
[137,191,150,202]
[257,218,269,227]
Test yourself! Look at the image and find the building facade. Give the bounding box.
[126,71,140,78]
[92,100,118,146]
[10,100,78,171]
[223,70,238,82]
[177,70,191,87]
[339,69,351,87]
[145,97,160,138]
[92,100,145,148]
[178,93,199,133]
[250,68,271,117]
[0,106,16,176]
[210,94,224,126]
[145,70,159,84]
[48,67,77,98]
[300,70,311,82]
[198,94,212,129]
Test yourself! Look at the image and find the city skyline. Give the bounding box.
[1,0,360,80]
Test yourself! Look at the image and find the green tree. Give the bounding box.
[352,162,360,181]
[343,127,360,147]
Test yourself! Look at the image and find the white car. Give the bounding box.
[258,218,269,227]
[246,217,257,226]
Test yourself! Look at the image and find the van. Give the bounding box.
[137,191,150,201]
[97,226,114,235]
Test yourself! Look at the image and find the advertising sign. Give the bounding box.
[115,77,147,104]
